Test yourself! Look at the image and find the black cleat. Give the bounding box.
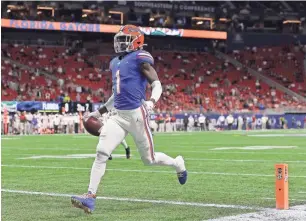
[125,147,131,159]
[108,155,113,160]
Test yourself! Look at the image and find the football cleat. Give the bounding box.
[125,146,131,159]
[71,192,96,214]
[108,155,113,160]
[177,170,188,185]
[175,156,187,185]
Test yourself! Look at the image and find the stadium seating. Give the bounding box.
[2,44,306,112]
[230,45,306,97]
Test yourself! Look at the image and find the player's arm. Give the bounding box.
[140,62,162,105]
[84,94,114,121]
[98,94,114,115]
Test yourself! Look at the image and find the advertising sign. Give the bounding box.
[1,19,227,40]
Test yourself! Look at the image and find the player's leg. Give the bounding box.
[121,139,131,159]
[130,106,187,184]
[71,118,127,213]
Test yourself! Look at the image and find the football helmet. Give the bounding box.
[114,25,145,53]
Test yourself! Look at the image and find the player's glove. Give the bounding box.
[142,100,155,115]
[83,110,102,122]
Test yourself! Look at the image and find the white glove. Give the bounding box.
[142,100,154,115]
[83,110,101,122]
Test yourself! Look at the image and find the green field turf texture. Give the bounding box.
[2,130,306,221]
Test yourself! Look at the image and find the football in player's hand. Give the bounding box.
[83,116,103,137]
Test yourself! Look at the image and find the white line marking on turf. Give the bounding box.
[248,134,306,137]
[1,189,260,210]
[212,146,296,150]
[185,158,306,163]
[14,153,306,164]
[1,137,20,140]
[2,164,306,178]
[17,154,129,159]
[206,204,306,221]
[3,146,306,155]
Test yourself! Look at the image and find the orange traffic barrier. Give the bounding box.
[275,164,289,209]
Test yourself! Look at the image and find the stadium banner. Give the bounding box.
[130,2,215,13]
[1,19,227,40]
[1,101,17,112]
[41,102,60,112]
[16,101,43,112]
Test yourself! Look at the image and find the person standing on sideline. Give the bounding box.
[165,113,172,132]
[237,115,243,130]
[226,114,234,130]
[261,115,268,130]
[54,114,60,134]
[158,114,165,132]
[183,113,188,132]
[170,114,177,132]
[74,113,80,134]
[198,114,206,131]
[188,115,194,132]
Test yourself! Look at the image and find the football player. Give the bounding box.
[71,25,187,213]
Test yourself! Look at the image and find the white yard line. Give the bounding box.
[185,158,306,163]
[3,146,306,156]
[1,189,259,210]
[206,204,306,221]
[13,153,306,163]
[2,164,306,178]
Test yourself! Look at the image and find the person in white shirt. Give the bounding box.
[261,115,268,130]
[237,116,243,130]
[42,113,49,131]
[218,114,225,130]
[48,114,54,130]
[63,114,69,134]
[198,114,206,131]
[74,113,80,134]
[53,114,60,134]
[165,114,172,132]
[25,112,33,135]
[188,115,194,132]
[68,113,74,134]
[13,113,20,134]
[226,114,234,130]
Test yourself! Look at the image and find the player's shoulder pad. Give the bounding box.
[109,56,119,71]
[135,50,154,65]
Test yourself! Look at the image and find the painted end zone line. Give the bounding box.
[1,189,260,210]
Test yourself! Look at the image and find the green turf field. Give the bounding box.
[2,130,306,221]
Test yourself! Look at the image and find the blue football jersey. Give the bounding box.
[109,50,154,110]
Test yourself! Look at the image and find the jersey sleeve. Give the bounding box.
[136,51,154,65]
[109,57,116,71]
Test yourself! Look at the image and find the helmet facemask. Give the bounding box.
[114,32,139,54]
